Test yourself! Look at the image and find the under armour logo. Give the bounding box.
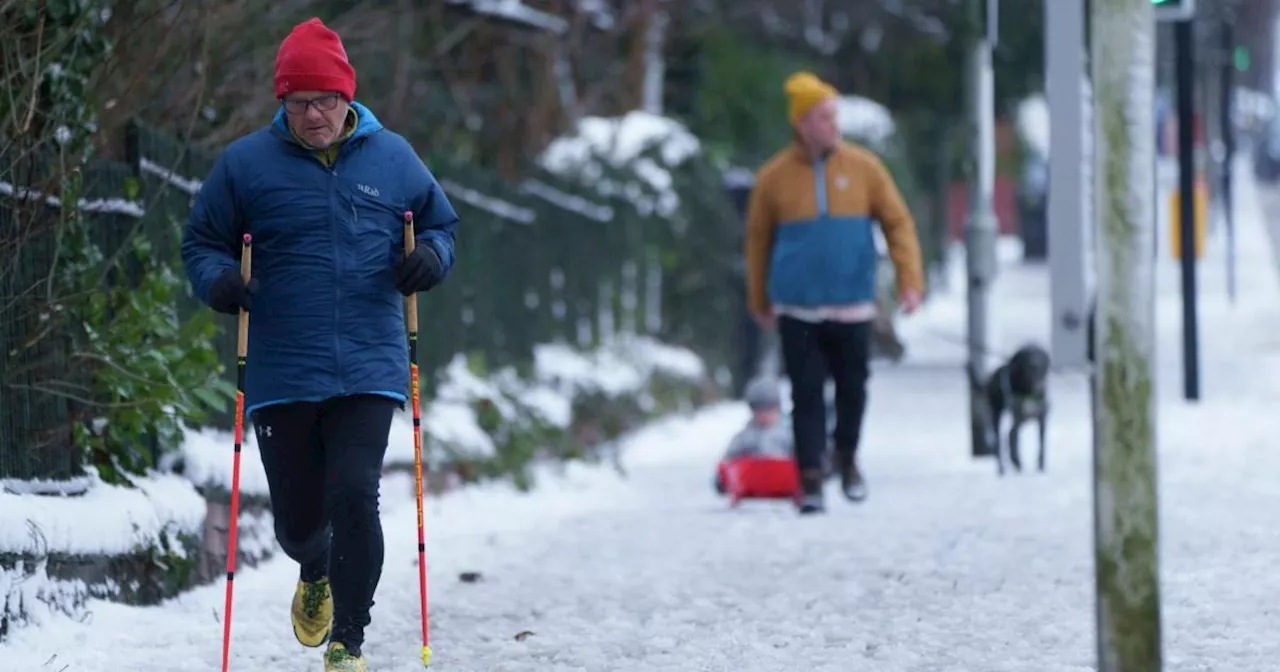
[257,424,272,438]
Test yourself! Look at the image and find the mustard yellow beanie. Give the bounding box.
[784,71,839,124]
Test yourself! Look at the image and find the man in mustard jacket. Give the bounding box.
[744,71,925,514]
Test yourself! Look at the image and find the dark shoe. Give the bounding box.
[841,460,868,503]
[796,469,826,515]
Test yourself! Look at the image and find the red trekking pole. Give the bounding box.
[402,211,431,667]
[220,233,252,672]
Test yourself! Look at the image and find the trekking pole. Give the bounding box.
[403,211,431,667]
[221,233,252,672]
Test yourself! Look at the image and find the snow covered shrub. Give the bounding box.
[471,396,561,492]
[568,389,648,450]
[538,111,740,386]
[396,339,711,491]
[644,369,709,416]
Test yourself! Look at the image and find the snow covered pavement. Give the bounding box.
[5,163,1280,671]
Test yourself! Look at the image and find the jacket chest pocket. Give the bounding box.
[341,182,401,264]
[346,180,399,219]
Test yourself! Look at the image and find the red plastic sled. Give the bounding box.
[719,456,801,507]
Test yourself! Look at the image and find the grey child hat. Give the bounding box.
[743,377,782,409]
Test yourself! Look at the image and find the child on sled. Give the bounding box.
[713,378,801,503]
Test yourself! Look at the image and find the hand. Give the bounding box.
[394,244,444,296]
[752,309,776,330]
[898,289,923,315]
[210,267,257,315]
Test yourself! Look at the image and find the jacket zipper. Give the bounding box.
[813,158,829,301]
[329,159,345,395]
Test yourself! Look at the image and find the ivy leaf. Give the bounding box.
[124,176,142,200]
[191,385,229,413]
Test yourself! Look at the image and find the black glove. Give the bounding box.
[209,267,258,315]
[394,244,444,296]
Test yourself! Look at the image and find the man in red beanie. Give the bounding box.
[182,17,458,672]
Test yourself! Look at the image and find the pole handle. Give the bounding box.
[237,234,252,358]
[403,211,419,333]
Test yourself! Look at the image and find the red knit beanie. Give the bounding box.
[274,18,357,101]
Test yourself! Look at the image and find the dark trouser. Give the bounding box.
[778,316,872,476]
[252,394,397,651]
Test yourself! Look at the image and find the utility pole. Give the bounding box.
[1173,7,1201,401]
[1220,12,1237,303]
[1046,0,1092,371]
[1092,0,1163,668]
[967,0,998,458]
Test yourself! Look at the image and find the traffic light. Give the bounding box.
[1234,46,1251,72]
[1152,0,1196,22]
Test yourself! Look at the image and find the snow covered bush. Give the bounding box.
[381,337,711,492]
[538,111,742,381]
[539,110,700,220]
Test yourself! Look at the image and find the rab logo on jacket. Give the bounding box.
[356,183,380,198]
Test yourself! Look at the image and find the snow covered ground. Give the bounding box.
[4,160,1279,670]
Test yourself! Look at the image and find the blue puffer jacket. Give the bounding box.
[181,102,459,415]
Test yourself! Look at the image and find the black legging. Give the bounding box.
[252,394,397,652]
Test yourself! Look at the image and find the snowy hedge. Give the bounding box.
[175,336,710,500]
[536,111,744,383]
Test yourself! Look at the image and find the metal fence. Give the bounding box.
[1,120,708,480]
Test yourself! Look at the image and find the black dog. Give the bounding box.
[982,344,1051,476]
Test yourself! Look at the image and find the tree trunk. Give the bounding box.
[622,0,659,113]
[640,5,668,114]
[383,0,416,130]
[1090,0,1162,669]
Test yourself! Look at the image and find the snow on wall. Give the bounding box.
[538,110,701,217]
[0,560,89,638]
[0,472,205,557]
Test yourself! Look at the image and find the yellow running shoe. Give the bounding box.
[324,642,368,671]
[290,578,333,648]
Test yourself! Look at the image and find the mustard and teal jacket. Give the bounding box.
[744,140,924,316]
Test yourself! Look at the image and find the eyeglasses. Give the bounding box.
[282,94,343,114]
